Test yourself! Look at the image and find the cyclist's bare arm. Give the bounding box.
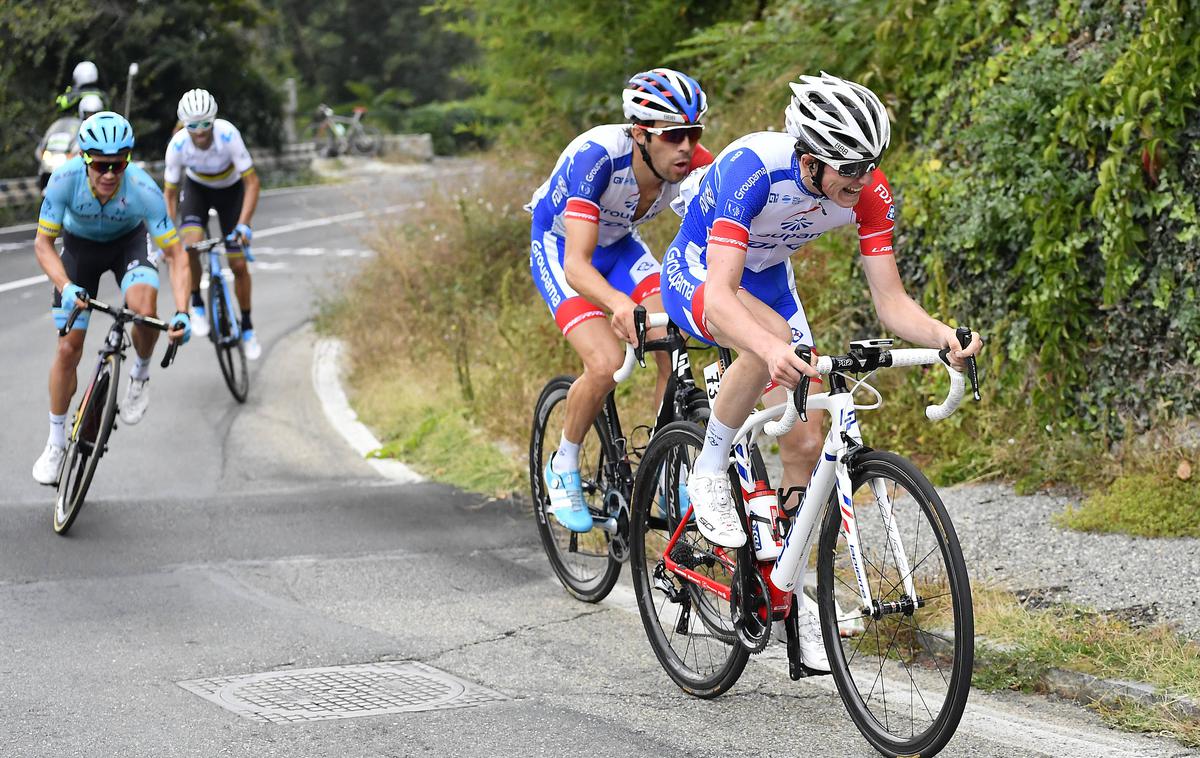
[705,241,815,387]
[561,216,637,342]
[238,169,260,227]
[163,184,179,222]
[160,239,191,340]
[860,254,982,367]
[33,232,72,292]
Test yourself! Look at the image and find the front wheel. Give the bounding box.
[54,356,120,534]
[210,277,249,403]
[816,451,973,757]
[630,421,748,697]
[529,376,622,602]
[349,125,381,156]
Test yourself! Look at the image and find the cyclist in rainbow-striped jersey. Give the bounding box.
[527,68,714,533]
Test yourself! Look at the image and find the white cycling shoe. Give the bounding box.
[772,594,831,672]
[32,443,65,486]
[190,304,211,338]
[242,329,262,361]
[120,378,150,425]
[685,472,746,548]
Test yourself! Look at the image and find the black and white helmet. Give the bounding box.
[177,88,218,124]
[785,72,890,162]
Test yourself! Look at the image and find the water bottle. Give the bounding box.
[746,485,783,560]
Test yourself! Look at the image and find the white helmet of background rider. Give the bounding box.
[177,88,218,125]
[784,72,891,164]
[78,94,104,121]
[72,61,99,89]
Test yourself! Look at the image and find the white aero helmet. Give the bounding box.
[73,61,99,89]
[78,94,104,120]
[785,72,890,163]
[177,88,218,124]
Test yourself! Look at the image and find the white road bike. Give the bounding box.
[629,330,980,758]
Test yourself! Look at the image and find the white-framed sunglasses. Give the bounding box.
[636,123,705,144]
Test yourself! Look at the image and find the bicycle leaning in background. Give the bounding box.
[305,104,381,157]
[529,308,711,602]
[629,329,981,758]
[188,238,250,402]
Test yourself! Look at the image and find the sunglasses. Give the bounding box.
[813,154,879,179]
[637,123,704,145]
[185,120,213,131]
[83,152,131,176]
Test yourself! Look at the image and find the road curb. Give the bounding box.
[311,336,422,484]
[922,630,1200,720]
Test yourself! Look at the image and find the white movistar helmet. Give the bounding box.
[785,72,890,164]
[177,88,218,125]
[78,94,104,120]
[73,61,99,89]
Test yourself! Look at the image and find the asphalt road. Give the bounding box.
[0,162,1192,758]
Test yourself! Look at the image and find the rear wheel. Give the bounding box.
[349,125,381,156]
[209,278,249,403]
[816,451,973,757]
[630,421,748,697]
[529,376,622,602]
[54,357,120,534]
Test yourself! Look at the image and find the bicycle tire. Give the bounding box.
[630,420,749,697]
[53,355,120,534]
[349,125,381,156]
[209,278,249,402]
[816,451,973,757]
[529,376,622,602]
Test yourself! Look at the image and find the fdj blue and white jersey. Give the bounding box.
[673,131,896,270]
[164,119,255,190]
[526,124,713,245]
[38,157,179,248]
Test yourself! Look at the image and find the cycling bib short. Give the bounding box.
[177,177,246,256]
[52,223,160,331]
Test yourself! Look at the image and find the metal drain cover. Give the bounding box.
[178,661,506,723]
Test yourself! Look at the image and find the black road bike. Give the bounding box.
[53,298,179,534]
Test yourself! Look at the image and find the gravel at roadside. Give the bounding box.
[762,455,1200,638]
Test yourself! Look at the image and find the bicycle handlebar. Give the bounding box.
[58,297,181,368]
[763,347,970,437]
[613,309,671,383]
[185,238,225,254]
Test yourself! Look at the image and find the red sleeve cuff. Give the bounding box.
[564,198,600,224]
[708,218,749,252]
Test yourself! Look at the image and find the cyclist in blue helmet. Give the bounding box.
[31,111,192,485]
[526,68,713,533]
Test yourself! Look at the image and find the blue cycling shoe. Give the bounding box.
[654,478,693,521]
[543,461,593,532]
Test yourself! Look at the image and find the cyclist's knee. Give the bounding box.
[779,421,823,468]
[55,335,84,367]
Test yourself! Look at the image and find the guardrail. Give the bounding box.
[2,133,435,209]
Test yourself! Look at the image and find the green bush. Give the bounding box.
[398,100,494,155]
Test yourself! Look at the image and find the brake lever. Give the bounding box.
[633,304,647,368]
[955,326,981,401]
[794,345,812,422]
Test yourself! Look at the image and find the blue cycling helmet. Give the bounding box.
[622,68,707,125]
[78,111,135,155]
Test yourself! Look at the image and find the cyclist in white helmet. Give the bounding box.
[56,60,107,114]
[660,72,983,669]
[163,88,263,359]
[527,68,713,534]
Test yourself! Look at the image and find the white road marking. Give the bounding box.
[0,203,407,295]
[311,337,422,484]
[0,274,47,293]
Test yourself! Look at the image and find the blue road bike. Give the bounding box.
[188,238,249,402]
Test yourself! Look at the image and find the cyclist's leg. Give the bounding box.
[177,177,208,309]
[604,233,670,409]
[214,180,250,322]
[48,232,103,415]
[751,259,824,509]
[530,230,616,531]
[118,227,162,424]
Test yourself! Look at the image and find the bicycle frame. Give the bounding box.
[205,245,241,343]
[660,346,965,628]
